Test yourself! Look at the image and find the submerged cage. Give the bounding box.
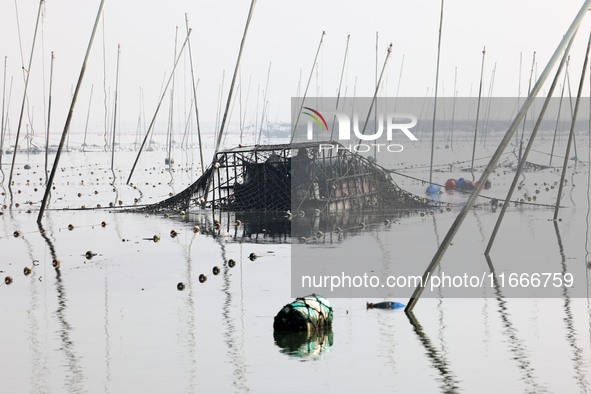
[144,141,435,212]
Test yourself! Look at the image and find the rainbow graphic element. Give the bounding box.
[303,107,328,132]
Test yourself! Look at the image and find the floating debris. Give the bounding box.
[366,301,405,310]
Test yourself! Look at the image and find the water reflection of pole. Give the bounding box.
[484,255,543,392]
[553,223,587,392]
[406,312,460,393]
[45,52,55,185]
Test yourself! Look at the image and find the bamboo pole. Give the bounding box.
[37,0,107,223]
[215,0,258,153]
[549,58,568,167]
[554,31,591,220]
[126,29,191,185]
[290,31,325,143]
[0,56,7,167]
[9,0,44,188]
[470,46,486,177]
[185,14,205,174]
[330,34,350,141]
[405,0,591,312]
[82,85,94,152]
[45,51,54,185]
[110,44,120,171]
[429,0,445,185]
[485,34,576,255]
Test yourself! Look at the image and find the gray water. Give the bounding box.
[1,134,590,393]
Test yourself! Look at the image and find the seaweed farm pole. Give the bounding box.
[126,29,191,185]
[45,51,55,185]
[549,57,568,167]
[256,62,271,145]
[449,66,457,149]
[470,46,486,177]
[330,34,350,141]
[37,0,106,223]
[518,52,536,166]
[404,0,591,312]
[214,0,257,153]
[8,0,44,188]
[554,31,591,221]
[428,0,445,185]
[485,34,576,255]
[82,85,94,152]
[185,13,205,174]
[356,43,393,145]
[110,44,120,172]
[0,56,6,167]
[290,30,325,144]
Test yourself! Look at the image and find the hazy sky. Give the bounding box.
[0,0,589,143]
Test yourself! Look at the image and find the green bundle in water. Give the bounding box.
[273,294,333,332]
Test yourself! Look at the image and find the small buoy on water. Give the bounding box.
[214,222,221,230]
[193,226,201,234]
[68,224,74,231]
[170,230,177,238]
[101,221,107,228]
[52,259,60,269]
[335,227,341,233]
[177,282,185,291]
[249,253,257,261]
[85,251,95,260]
[179,210,186,216]
[23,267,31,276]
[298,211,305,217]
[235,219,241,227]
[445,179,457,190]
[212,266,220,275]
[384,219,391,226]
[153,234,161,243]
[316,231,324,237]
[426,184,440,194]
[199,274,207,283]
[228,259,236,268]
[5,276,13,285]
[13,230,20,238]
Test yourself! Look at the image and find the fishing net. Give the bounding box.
[140,142,437,213]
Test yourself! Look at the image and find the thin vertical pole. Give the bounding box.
[257,62,271,145]
[450,66,457,149]
[290,30,325,143]
[215,0,257,153]
[356,43,393,145]
[126,30,191,185]
[374,32,378,163]
[9,0,44,187]
[485,34,575,255]
[470,46,486,177]
[110,44,120,171]
[554,32,591,220]
[38,0,107,223]
[518,52,536,166]
[185,14,205,174]
[45,51,54,185]
[429,0,444,185]
[0,56,7,167]
[404,0,591,312]
[330,34,350,141]
[549,58,568,167]
[82,85,94,152]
